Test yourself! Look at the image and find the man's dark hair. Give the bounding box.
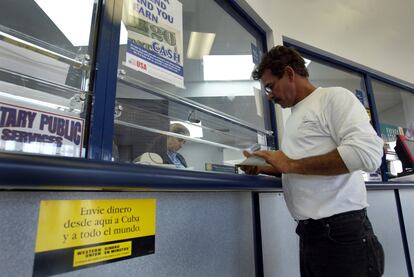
[252,45,309,80]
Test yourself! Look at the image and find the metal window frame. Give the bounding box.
[87,0,122,160]
[88,0,276,159]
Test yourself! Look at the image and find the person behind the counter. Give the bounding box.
[163,123,189,168]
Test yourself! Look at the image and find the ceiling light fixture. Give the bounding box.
[0,91,70,111]
[187,32,216,59]
[203,55,254,81]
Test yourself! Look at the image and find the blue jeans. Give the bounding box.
[296,209,384,277]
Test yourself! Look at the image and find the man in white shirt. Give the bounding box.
[243,46,384,277]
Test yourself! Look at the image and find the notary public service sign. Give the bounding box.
[0,102,84,157]
[33,199,156,276]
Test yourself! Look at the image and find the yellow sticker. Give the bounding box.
[35,199,156,252]
[73,241,132,267]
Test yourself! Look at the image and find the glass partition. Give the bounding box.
[0,0,98,157]
[113,0,274,171]
[372,79,414,178]
[304,57,371,110]
[301,55,381,181]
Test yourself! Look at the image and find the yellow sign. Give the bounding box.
[33,199,156,276]
[35,199,156,252]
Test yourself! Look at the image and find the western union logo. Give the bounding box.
[33,236,155,276]
[73,241,132,267]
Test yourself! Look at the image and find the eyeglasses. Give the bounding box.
[263,68,287,94]
[264,82,275,94]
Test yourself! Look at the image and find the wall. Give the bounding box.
[0,191,256,277]
[244,0,414,85]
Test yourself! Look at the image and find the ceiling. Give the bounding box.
[251,0,414,85]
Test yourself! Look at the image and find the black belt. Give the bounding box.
[298,208,367,225]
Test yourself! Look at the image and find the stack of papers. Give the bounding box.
[237,156,268,166]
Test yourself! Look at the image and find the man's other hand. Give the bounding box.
[240,150,280,176]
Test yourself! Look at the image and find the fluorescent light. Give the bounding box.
[203,55,254,81]
[0,91,68,111]
[170,121,203,138]
[187,32,216,59]
[35,0,94,46]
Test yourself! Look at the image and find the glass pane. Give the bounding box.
[113,0,273,171]
[117,0,268,129]
[113,81,274,171]
[304,57,370,109]
[372,79,414,178]
[302,56,381,181]
[0,0,98,157]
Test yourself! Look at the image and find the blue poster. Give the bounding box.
[251,43,261,65]
[123,0,184,88]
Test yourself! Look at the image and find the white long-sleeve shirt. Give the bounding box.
[281,87,383,220]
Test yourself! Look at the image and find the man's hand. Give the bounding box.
[241,148,350,176]
[239,150,281,176]
[251,150,292,174]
